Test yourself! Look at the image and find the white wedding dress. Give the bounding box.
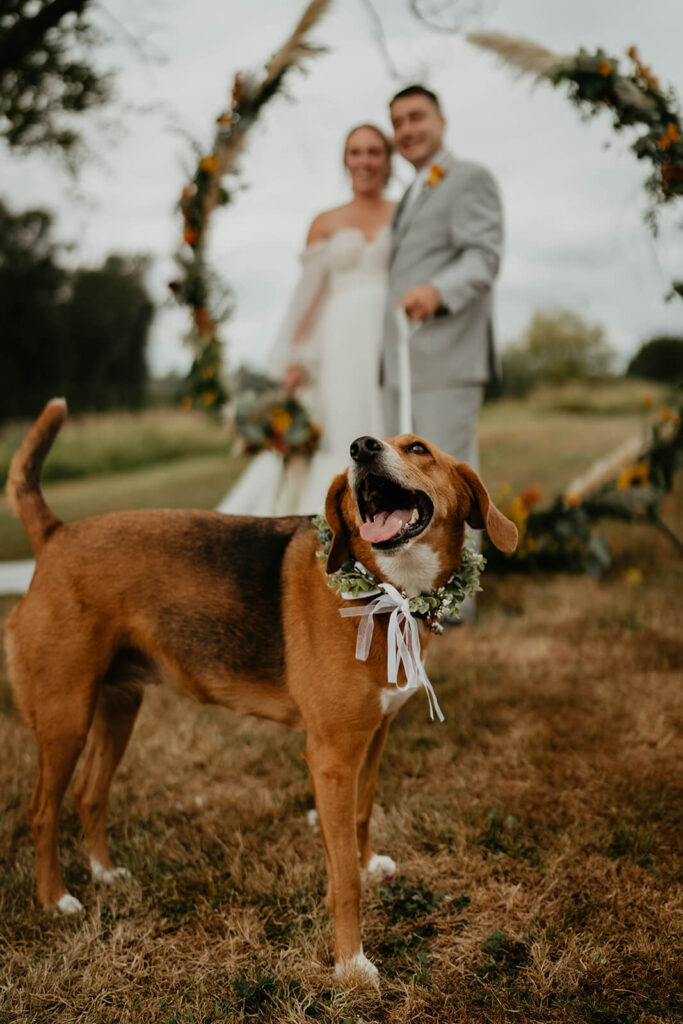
[218,225,390,517]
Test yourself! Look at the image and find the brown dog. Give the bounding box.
[5,399,516,988]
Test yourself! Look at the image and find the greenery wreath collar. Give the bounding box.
[313,514,485,630]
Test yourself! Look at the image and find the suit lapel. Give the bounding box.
[391,152,456,264]
[390,189,410,257]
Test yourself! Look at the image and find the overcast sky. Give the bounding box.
[3,0,682,375]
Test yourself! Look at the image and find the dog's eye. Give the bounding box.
[405,442,429,455]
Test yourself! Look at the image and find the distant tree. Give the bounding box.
[0,202,153,419]
[626,336,683,384]
[0,0,111,160]
[0,201,65,417]
[492,344,538,399]
[499,308,614,395]
[59,255,154,411]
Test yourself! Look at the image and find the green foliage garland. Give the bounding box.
[546,46,683,233]
[169,0,331,411]
[467,34,683,297]
[485,398,683,576]
[313,514,485,626]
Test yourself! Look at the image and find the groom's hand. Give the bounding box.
[400,285,443,321]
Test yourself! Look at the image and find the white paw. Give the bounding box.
[91,859,131,885]
[364,853,396,883]
[306,808,319,831]
[56,893,84,915]
[334,949,380,990]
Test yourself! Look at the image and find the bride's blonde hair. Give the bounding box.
[343,124,393,184]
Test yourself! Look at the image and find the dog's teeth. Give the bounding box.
[409,508,419,525]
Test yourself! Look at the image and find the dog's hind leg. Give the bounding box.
[10,610,115,913]
[356,716,397,883]
[29,682,97,914]
[74,680,143,887]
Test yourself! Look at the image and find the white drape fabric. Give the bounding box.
[268,240,329,380]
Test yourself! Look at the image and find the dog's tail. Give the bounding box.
[7,398,67,556]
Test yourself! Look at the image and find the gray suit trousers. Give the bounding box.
[382,384,483,471]
[383,383,484,618]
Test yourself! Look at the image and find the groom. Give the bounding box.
[382,85,504,471]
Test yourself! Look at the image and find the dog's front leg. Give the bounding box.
[304,736,380,990]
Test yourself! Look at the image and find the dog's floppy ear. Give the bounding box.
[324,471,351,573]
[455,462,518,554]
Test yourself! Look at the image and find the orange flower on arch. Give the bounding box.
[659,123,680,149]
[194,307,212,335]
[661,163,683,189]
[520,486,542,508]
[617,462,649,489]
[199,154,218,175]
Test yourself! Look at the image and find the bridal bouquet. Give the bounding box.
[231,369,321,457]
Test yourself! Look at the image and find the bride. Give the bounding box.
[218,124,395,516]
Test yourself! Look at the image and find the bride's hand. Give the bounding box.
[284,364,306,393]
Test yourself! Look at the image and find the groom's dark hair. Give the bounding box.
[390,84,442,113]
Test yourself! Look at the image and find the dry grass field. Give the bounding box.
[0,385,681,1023]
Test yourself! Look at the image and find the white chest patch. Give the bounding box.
[380,684,417,716]
[375,544,441,598]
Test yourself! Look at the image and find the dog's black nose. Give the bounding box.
[350,435,383,463]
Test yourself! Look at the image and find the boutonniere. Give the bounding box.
[426,162,447,188]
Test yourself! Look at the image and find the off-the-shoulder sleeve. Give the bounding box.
[268,240,329,379]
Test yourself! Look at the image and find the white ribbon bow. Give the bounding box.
[339,566,444,722]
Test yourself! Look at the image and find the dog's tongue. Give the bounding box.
[360,508,413,543]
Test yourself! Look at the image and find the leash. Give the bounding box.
[395,306,414,434]
[338,564,445,722]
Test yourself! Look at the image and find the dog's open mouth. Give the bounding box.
[356,473,433,549]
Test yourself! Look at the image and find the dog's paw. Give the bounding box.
[363,853,396,883]
[306,808,320,832]
[334,950,380,991]
[56,893,84,915]
[91,859,132,886]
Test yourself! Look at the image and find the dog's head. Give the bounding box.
[324,434,517,591]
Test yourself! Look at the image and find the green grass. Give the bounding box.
[0,407,233,486]
[0,380,674,562]
[0,406,247,560]
[0,505,681,1022]
[0,454,248,560]
[0,379,681,1021]
[477,379,668,498]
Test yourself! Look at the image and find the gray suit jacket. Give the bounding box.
[382,151,503,393]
